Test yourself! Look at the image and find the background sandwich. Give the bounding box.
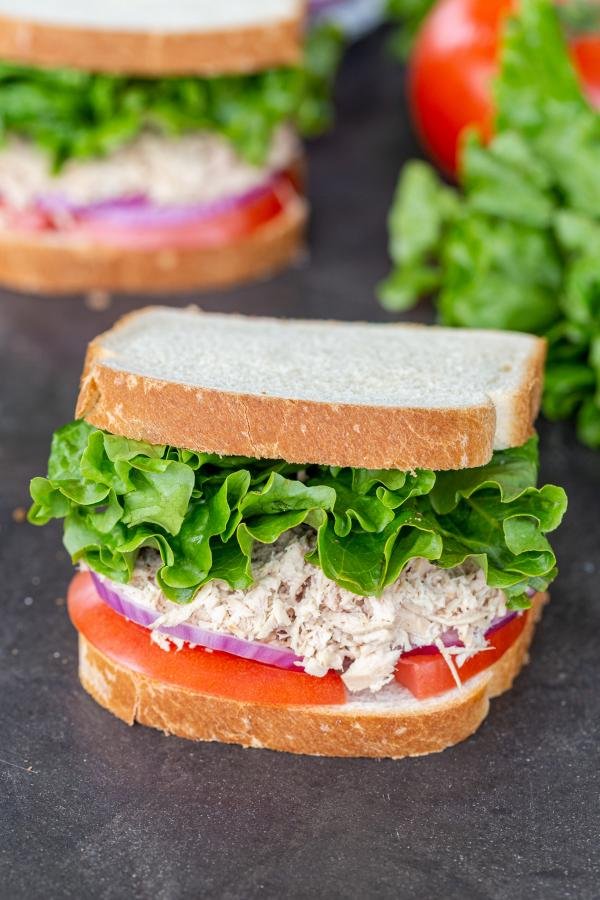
[0,1,341,294]
[29,307,567,757]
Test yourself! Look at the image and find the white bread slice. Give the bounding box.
[77,593,547,758]
[76,307,546,471]
[0,0,302,30]
[0,195,306,295]
[0,1,304,76]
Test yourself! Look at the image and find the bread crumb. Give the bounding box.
[12,507,26,523]
[85,290,112,311]
[55,597,65,607]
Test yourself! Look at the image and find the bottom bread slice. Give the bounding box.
[77,594,547,758]
[0,196,306,295]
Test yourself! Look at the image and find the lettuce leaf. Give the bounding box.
[29,422,567,608]
[379,0,600,449]
[386,0,436,60]
[0,25,343,171]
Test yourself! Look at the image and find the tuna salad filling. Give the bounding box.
[0,27,342,204]
[29,422,567,696]
[92,530,512,694]
[0,126,300,211]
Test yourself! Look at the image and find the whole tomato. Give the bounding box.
[409,0,600,176]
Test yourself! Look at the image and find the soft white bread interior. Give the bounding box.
[77,593,547,758]
[0,0,302,31]
[0,1,304,75]
[77,307,546,471]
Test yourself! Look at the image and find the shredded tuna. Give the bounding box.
[0,126,299,209]
[103,530,510,694]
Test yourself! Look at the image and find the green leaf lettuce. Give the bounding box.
[0,25,343,171]
[386,0,436,60]
[29,422,567,609]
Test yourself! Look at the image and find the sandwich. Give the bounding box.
[309,0,386,38]
[29,307,567,757]
[0,2,341,295]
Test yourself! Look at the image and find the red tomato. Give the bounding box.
[572,33,600,107]
[1,202,55,232]
[68,572,346,707]
[394,612,528,699]
[409,0,600,176]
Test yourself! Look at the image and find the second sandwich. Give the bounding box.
[0,1,341,294]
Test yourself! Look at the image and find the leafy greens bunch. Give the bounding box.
[0,25,343,171]
[380,0,600,449]
[29,421,566,609]
[386,0,436,59]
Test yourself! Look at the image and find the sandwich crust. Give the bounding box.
[77,593,547,758]
[75,310,544,471]
[78,372,496,471]
[0,13,304,76]
[0,197,306,295]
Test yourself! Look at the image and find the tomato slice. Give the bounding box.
[394,612,528,700]
[68,572,345,707]
[1,202,56,232]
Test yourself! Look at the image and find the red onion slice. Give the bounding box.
[36,193,147,215]
[90,572,304,672]
[89,571,533,672]
[36,174,284,230]
[485,610,519,636]
[402,612,520,657]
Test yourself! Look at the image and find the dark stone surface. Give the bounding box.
[1,31,599,900]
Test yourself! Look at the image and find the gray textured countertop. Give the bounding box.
[1,30,599,900]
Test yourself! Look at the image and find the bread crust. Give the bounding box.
[0,13,304,76]
[78,370,496,471]
[75,308,544,471]
[0,197,306,295]
[505,338,547,448]
[77,593,547,758]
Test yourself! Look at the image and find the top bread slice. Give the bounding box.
[0,0,304,76]
[76,307,546,472]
